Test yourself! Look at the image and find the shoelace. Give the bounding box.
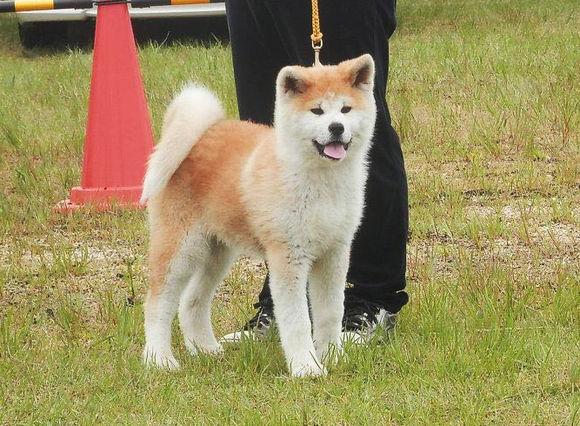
[342,294,382,331]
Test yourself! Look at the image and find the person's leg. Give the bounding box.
[264,0,409,313]
[225,0,286,311]
[225,0,287,125]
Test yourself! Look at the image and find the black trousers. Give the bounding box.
[225,0,409,313]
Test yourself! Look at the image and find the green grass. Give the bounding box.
[1,0,579,423]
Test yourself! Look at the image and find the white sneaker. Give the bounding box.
[340,294,397,344]
[221,302,275,343]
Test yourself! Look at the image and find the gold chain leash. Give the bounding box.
[311,0,323,66]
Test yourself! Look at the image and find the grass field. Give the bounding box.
[0,0,579,423]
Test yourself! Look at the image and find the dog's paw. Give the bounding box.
[143,347,180,370]
[185,340,224,357]
[317,343,344,367]
[291,362,327,378]
[199,343,225,356]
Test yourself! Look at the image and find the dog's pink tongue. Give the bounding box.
[323,143,346,160]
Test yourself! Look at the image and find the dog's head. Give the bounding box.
[274,54,376,166]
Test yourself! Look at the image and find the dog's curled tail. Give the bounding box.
[141,84,225,203]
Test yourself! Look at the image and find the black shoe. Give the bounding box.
[221,294,397,344]
[221,300,275,342]
[341,293,396,344]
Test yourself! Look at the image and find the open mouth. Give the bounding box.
[312,140,351,161]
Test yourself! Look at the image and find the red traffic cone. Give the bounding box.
[57,1,154,212]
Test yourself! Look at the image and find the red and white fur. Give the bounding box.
[141,54,376,377]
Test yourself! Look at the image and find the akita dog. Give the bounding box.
[141,54,376,377]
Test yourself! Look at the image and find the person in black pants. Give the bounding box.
[222,0,409,343]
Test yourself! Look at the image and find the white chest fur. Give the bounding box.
[248,156,367,261]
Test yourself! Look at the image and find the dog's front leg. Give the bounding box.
[267,248,324,378]
[309,244,349,364]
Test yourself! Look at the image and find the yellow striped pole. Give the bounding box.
[0,0,215,13]
[14,0,54,12]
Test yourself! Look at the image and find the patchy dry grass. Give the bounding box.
[1,0,579,423]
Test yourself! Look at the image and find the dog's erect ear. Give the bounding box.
[343,54,375,92]
[277,66,309,96]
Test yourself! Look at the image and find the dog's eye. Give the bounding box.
[341,106,352,114]
[310,107,324,115]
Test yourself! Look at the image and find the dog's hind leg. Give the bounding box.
[143,228,205,369]
[178,238,235,356]
[267,248,325,377]
[309,244,349,364]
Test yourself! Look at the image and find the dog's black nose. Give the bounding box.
[328,122,344,136]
